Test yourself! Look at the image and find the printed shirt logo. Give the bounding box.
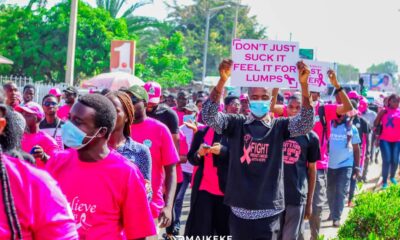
[143,139,152,148]
[386,116,395,128]
[283,140,301,164]
[240,134,269,164]
[70,196,96,231]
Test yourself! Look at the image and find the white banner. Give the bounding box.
[231,39,300,89]
[303,60,332,92]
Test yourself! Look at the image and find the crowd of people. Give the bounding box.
[0,59,399,240]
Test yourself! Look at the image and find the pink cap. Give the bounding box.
[143,82,162,104]
[15,102,44,121]
[347,91,360,100]
[240,93,248,101]
[49,87,62,97]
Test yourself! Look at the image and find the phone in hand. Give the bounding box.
[203,144,211,149]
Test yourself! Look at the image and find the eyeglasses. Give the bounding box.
[44,102,58,107]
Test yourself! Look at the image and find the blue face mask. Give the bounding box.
[249,100,271,118]
[183,114,196,123]
[61,121,102,149]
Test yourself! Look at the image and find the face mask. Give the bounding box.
[183,114,196,123]
[61,121,103,149]
[249,100,271,118]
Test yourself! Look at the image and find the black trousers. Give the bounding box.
[230,212,281,240]
[185,190,230,237]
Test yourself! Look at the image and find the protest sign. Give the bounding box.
[303,60,332,92]
[231,39,299,89]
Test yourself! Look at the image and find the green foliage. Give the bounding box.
[0,0,134,83]
[166,0,266,80]
[135,32,193,88]
[337,63,360,83]
[338,185,400,239]
[367,61,398,75]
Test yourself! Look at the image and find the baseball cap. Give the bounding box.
[63,86,78,95]
[49,87,62,97]
[128,85,149,103]
[143,82,162,104]
[239,93,248,101]
[347,91,360,100]
[177,90,190,99]
[183,103,199,113]
[15,102,44,121]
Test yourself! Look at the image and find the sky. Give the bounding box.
[7,0,400,72]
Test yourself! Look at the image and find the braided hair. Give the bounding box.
[106,91,135,138]
[0,106,22,239]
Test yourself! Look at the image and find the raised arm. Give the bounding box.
[202,59,244,134]
[328,70,353,115]
[288,61,315,137]
[270,88,285,116]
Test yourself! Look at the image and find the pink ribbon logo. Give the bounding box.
[284,74,298,89]
[240,144,252,164]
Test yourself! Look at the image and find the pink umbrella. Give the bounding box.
[81,71,144,90]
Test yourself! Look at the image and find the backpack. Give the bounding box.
[318,102,328,145]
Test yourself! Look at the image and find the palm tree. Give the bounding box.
[95,0,161,32]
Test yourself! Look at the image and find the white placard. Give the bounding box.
[231,39,300,89]
[303,60,333,92]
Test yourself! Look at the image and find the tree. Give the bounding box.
[337,63,360,83]
[0,0,135,83]
[166,0,266,80]
[135,32,193,88]
[367,61,398,74]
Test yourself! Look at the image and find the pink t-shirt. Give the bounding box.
[46,149,156,239]
[313,103,338,170]
[380,108,400,142]
[21,131,59,168]
[199,128,224,196]
[177,130,189,183]
[130,118,179,217]
[172,107,185,126]
[57,105,72,121]
[0,155,78,239]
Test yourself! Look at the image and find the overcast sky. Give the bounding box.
[7,0,400,72]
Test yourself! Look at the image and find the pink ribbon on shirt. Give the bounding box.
[240,145,252,164]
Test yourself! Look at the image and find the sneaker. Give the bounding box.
[390,178,398,185]
[333,220,341,227]
[382,183,388,189]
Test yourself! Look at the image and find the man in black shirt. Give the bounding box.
[144,82,180,150]
[202,59,314,240]
[39,94,64,150]
[280,95,319,240]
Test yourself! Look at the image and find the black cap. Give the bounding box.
[63,86,78,95]
[177,90,190,99]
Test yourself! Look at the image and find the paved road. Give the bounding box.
[159,160,385,239]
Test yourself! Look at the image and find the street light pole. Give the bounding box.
[201,5,231,89]
[65,0,78,86]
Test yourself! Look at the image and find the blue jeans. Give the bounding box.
[380,140,400,184]
[327,167,352,221]
[173,172,192,231]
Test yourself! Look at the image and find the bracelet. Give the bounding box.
[354,166,361,171]
[335,87,344,93]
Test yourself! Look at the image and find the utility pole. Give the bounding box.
[65,0,78,86]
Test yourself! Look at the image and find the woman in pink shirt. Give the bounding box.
[374,93,400,189]
[0,102,79,239]
[16,102,58,168]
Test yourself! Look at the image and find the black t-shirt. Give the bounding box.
[223,116,290,210]
[39,118,65,137]
[353,116,370,142]
[283,131,320,206]
[147,104,179,134]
